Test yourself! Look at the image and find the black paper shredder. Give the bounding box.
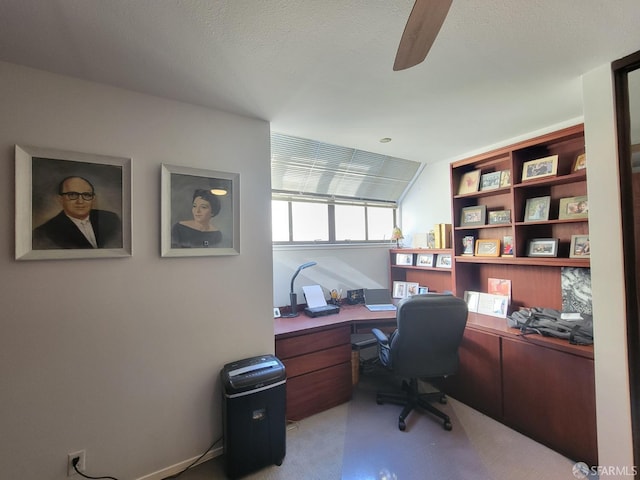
[221,354,286,479]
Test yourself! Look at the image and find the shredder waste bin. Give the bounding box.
[221,354,286,479]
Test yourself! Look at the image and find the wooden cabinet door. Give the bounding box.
[444,328,502,420]
[502,337,597,466]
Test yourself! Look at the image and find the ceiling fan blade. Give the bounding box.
[393,0,453,71]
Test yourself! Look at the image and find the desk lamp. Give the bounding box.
[283,261,317,318]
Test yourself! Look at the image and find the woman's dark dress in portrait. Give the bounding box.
[171,223,221,248]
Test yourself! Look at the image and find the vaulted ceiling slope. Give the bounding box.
[1,1,639,164]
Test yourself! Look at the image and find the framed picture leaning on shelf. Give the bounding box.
[488,209,511,225]
[462,235,475,255]
[573,153,586,172]
[458,170,481,195]
[500,169,511,187]
[416,253,435,267]
[460,205,486,227]
[527,238,559,257]
[480,171,501,191]
[558,195,588,220]
[475,239,500,257]
[522,154,558,181]
[435,253,452,268]
[395,253,413,265]
[569,234,590,258]
[524,196,551,222]
[502,235,514,256]
[393,281,407,298]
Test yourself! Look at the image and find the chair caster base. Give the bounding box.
[444,421,452,431]
[399,419,406,431]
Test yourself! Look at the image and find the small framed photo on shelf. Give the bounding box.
[558,195,588,220]
[462,235,475,255]
[464,291,480,313]
[522,154,558,181]
[418,286,429,295]
[480,171,501,191]
[395,253,413,266]
[500,169,511,187]
[573,153,586,172]
[416,253,435,267]
[527,238,559,257]
[435,253,452,268]
[392,281,407,299]
[406,282,420,296]
[502,235,514,256]
[475,238,500,257]
[488,209,511,225]
[458,170,481,195]
[460,205,486,227]
[569,234,590,258]
[524,196,551,222]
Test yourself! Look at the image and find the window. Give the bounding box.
[272,198,396,244]
[271,132,420,245]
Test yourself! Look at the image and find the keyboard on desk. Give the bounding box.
[365,304,397,312]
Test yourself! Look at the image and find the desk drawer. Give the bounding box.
[285,362,352,421]
[276,325,350,359]
[281,343,351,378]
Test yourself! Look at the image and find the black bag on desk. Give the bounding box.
[507,307,594,346]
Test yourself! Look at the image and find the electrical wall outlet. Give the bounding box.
[67,450,85,477]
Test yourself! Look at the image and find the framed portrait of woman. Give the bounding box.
[161,164,240,257]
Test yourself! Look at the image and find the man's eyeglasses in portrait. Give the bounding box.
[60,192,95,201]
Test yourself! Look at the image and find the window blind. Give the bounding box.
[271,132,422,204]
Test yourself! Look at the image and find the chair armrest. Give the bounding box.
[371,328,389,345]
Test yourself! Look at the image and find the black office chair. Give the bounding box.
[371,294,468,431]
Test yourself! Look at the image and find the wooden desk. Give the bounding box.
[274,304,597,465]
[274,304,395,421]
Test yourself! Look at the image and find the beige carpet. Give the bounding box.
[177,372,587,480]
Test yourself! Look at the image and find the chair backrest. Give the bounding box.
[388,294,468,379]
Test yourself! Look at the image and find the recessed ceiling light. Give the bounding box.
[379,137,392,143]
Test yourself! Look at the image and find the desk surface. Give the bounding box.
[274,303,396,337]
[274,303,593,358]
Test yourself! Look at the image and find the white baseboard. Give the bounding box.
[135,446,223,480]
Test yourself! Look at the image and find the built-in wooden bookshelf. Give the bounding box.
[389,248,453,294]
[450,123,589,310]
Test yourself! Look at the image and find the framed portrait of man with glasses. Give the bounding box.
[15,145,132,260]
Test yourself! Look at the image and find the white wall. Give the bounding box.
[400,160,452,248]
[272,245,391,307]
[583,64,634,469]
[0,62,274,480]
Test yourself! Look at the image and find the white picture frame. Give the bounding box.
[416,253,435,267]
[435,253,452,268]
[395,253,413,266]
[393,281,407,299]
[161,164,240,257]
[15,144,132,260]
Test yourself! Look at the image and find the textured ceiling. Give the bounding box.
[1,0,639,164]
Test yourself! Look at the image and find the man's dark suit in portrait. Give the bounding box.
[32,176,122,249]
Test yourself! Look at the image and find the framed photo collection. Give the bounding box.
[457,170,481,195]
[435,253,452,268]
[475,239,500,257]
[416,253,435,267]
[570,235,590,258]
[460,205,486,227]
[558,195,588,220]
[488,209,511,225]
[524,196,551,222]
[527,238,559,257]
[480,171,501,191]
[395,253,414,266]
[522,154,558,181]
